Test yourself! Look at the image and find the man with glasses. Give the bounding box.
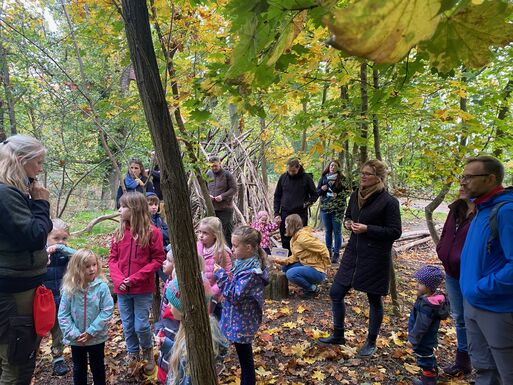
[459,155,513,385]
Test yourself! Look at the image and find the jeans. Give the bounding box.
[320,210,342,254]
[70,343,105,385]
[118,293,153,353]
[235,343,255,385]
[215,209,234,248]
[329,281,384,340]
[282,262,326,292]
[445,274,468,353]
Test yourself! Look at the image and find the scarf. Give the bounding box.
[124,173,138,190]
[357,180,385,208]
[231,256,261,276]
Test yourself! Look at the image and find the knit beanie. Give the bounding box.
[165,276,213,313]
[414,265,445,292]
[256,211,269,220]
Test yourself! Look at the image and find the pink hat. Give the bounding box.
[256,211,268,220]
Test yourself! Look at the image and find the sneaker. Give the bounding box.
[52,360,69,376]
[301,285,320,299]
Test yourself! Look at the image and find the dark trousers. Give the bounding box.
[215,209,234,248]
[71,343,106,385]
[413,344,437,371]
[329,281,384,341]
[279,209,308,252]
[235,343,255,385]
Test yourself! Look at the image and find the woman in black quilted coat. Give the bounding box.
[319,160,401,357]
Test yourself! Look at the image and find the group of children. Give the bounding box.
[44,191,272,385]
[43,188,450,385]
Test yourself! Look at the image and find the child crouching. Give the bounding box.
[408,266,449,385]
[58,249,114,385]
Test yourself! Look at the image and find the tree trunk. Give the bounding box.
[425,182,451,245]
[259,116,268,190]
[0,41,16,135]
[121,2,217,385]
[493,79,513,158]
[372,68,382,161]
[359,62,368,164]
[264,271,289,300]
[301,100,307,152]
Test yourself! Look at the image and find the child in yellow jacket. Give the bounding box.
[272,214,330,298]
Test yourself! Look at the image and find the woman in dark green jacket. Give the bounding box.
[0,135,53,384]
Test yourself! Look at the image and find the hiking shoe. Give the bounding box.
[301,285,320,299]
[52,360,69,376]
[142,347,156,375]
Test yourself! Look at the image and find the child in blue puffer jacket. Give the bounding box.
[43,218,76,376]
[58,249,114,385]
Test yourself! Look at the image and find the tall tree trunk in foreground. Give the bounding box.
[359,62,368,165]
[372,68,382,161]
[121,2,217,385]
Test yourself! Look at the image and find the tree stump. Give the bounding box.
[264,270,289,300]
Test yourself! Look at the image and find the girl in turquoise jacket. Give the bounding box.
[58,249,114,385]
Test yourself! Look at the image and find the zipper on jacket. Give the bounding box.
[351,209,362,287]
[127,237,133,294]
[83,286,89,332]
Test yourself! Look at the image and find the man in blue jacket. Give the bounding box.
[459,156,513,385]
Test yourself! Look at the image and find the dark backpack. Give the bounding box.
[487,200,513,254]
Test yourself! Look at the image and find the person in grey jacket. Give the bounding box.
[0,135,53,385]
[206,155,237,247]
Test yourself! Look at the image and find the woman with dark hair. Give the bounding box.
[320,160,401,358]
[436,190,474,376]
[116,158,154,207]
[0,135,53,384]
[317,160,349,263]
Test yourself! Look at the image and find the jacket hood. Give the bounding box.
[420,292,450,320]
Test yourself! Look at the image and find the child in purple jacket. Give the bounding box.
[214,226,269,385]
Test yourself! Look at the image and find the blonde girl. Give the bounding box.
[58,249,114,385]
[109,192,165,376]
[214,226,269,385]
[197,217,232,314]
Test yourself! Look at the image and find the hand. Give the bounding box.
[274,216,282,225]
[135,178,145,186]
[213,263,222,272]
[332,192,337,198]
[214,195,223,202]
[46,245,58,254]
[350,222,368,234]
[321,185,328,191]
[209,194,214,200]
[344,220,353,230]
[76,332,92,344]
[122,278,131,287]
[119,283,127,291]
[271,257,285,265]
[29,181,50,201]
[47,255,51,266]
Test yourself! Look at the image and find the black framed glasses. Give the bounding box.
[458,174,490,183]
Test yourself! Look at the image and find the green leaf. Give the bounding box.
[324,0,442,63]
[419,1,513,73]
[189,109,211,122]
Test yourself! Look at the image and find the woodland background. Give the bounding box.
[2,1,513,384]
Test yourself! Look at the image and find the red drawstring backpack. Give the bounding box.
[33,285,56,337]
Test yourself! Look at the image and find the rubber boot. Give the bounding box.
[142,347,156,376]
[358,339,377,357]
[443,350,472,376]
[331,252,340,264]
[319,328,345,345]
[413,370,437,385]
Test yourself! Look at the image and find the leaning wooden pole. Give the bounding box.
[121,2,217,384]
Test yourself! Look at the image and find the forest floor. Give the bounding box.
[33,215,475,385]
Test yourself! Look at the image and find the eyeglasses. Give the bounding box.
[360,172,376,177]
[458,174,490,183]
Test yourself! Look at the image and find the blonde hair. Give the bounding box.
[285,214,304,237]
[115,192,153,247]
[61,249,105,296]
[51,218,70,234]
[231,225,268,268]
[0,135,46,191]
[167,316,226,385]
[362,159,388,182]
[198,217,228,265]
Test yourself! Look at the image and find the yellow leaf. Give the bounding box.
[278,306,291,315]
[311,370,326,381]
[297,305,307,314]
[353,306,362,314]
[404,363,420,375]
[311,328,330,340]
[324,0,442,63]
[255,366,272,378]
[283,322,297,329]
[391,331,404,346]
